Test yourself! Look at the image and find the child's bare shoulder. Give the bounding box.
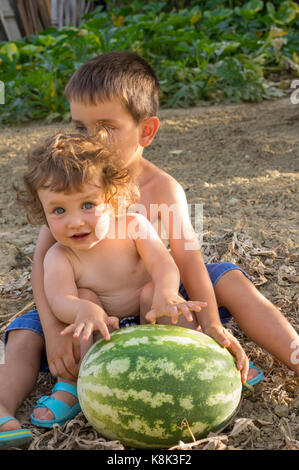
[126,211,158,227]
[142,159,186,205]
[120,212,158,240]
[44,242,74,266]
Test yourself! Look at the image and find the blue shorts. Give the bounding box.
[4,262,249,373]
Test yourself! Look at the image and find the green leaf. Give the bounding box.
[38,35,56,47]
[0,42,19,61]
[236,0,264,20]
[274,1,299,25]
[190,12,202,25]
[203,8,233,27]
[20,44,41,56]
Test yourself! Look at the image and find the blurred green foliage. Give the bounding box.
[0,0,298,124]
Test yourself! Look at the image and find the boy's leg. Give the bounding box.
[214,269,299,375]
[0,330,44,432]
[32,288,100,422]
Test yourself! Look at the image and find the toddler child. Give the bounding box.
[22,132,206,429]
[26,132,206,339]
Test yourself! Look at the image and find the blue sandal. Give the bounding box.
[30,382,81,428]
[0,416,32,449]
[242,362,264,391]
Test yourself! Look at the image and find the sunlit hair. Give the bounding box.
[16,132,139,225]
[64,51,160,123]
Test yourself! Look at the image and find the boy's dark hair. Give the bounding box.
[64,51,160,123]
[17,132,138,225]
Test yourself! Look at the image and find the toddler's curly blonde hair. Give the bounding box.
[17,132,139,225]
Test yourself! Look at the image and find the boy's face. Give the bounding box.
[70,99,144,169]
[38,183,111,251]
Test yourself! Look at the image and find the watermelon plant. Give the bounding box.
[77,324,242,449]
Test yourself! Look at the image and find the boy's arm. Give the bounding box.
[43,246,116,341]
[158,179,249,381]
[31,225,80,380]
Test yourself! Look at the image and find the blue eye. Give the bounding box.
[83,202,94,210]
[54,207,65,215]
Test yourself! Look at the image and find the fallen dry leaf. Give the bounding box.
[229,418,260,437]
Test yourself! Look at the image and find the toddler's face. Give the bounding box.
[70,98,143,170]
[37,183,111,250]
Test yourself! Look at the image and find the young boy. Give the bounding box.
[1,52,298,444]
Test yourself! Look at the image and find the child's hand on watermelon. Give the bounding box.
[203,323,249,384]
[145,292,207,325]
[60,301,119,342]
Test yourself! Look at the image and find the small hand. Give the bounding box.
[45,320,81,381]
[204,324,249,384]
[60,308,119,342]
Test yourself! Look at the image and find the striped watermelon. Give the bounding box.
[78,324,242,449]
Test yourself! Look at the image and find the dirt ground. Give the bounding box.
[0,97,298,450]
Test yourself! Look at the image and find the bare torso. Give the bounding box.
[60,215,152,318]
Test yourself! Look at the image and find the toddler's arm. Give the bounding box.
[43,245,118,342]
[31,225,80,380]
[31,225,59,328]
[128,214,207,324]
